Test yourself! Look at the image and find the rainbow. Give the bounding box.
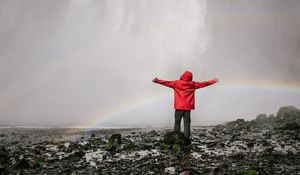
[81,93,169,128]
[55,93,170,141]
[81,79,300,128]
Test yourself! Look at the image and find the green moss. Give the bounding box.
[162,144,169,150]
[186,144,192,150]
[36,157,46,167]
[172,144,179,152]
[123,143,138,152]
[240,169,257,175]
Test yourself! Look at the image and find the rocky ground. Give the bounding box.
[1,106,300,175]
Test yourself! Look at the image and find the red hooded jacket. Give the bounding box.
[154,71,217,110]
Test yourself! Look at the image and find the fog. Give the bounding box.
[0,0,300,127]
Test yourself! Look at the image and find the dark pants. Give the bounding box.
[174,110,191,138]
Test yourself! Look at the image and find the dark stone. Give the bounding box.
[229,153,245,160]
[0,166,5,174]
[219,142,226,148]
[276,106,300,119]
[0,134,8,137]
[0,146,9,164]
[73,150,85,158]
[106,134,122,153]
[246,141,255,148]
[279,123,300,130]
[34,145,46,151]
[148,130,159,136]
[213,167,221,173]
[206,141,218,148]
[109,134,122,144]
[225,118,254,131]
[276,106,300,126]
[163,131,191,152]
[16,158,30,169]
[163,131,184,145]
[122,140,138,152]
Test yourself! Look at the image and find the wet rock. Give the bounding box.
[212,124,226,132]
[74,150,85,158]
[122,140,138,151]
[163,131,191,145]
[106,134,122,154]
[16,158,30,169]
[109,134,122,144]
[276,106,300,119]
[276,106,300,127]
[0,146,9,164]
[279,122,300,130]
[165,166,175,174]
[229,152,245,160]
[163,131,191,152]
[148,130,159,136]
[246,140,255,148]
[0,133,8,137]
[226,119,250,131]
[206,140,218,148]
[0,167,5,174]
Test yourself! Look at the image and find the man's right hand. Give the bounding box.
[213,78,219,83]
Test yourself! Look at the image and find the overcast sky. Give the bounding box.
[1,0,300,127]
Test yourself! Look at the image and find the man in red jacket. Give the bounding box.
[152,71,218,138]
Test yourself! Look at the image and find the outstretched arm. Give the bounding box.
[195,78,219,89]
[152,77,175,88]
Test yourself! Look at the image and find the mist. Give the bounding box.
[1,0,300,127]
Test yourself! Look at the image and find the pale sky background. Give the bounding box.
[0,0,300,127]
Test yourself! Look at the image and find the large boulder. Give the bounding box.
[163,131,191,152]
[276,106,300,124]
[106,134,122,154]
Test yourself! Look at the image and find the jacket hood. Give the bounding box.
[180,71,193,81]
